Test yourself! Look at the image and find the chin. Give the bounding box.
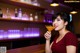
[54,29,59,31]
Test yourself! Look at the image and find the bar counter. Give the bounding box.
[7,44,45,53]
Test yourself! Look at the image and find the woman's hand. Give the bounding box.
[44,31,51,40]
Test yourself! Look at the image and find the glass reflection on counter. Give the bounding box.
[0,28,39,39]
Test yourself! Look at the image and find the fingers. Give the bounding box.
[44,31,51,40]
[45,31,51,35]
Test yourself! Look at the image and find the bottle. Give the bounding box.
[6,8,11,18]
[20,0,24,2]
[32,0,38,6]
[18,8,22,18]
[34,12,38,21]
[0,8,3,18]
[28,0,31,4]
[22,12,29,20]
[29,13,33,21]
[20,0,31,4]
[15,8,18,17]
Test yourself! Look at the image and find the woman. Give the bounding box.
[44,12,78,53]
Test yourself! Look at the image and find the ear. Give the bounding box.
[65,21,68,26]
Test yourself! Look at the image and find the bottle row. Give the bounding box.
[0,8,53,23]
[0,8,39,21]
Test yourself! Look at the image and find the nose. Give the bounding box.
[52,20,57,26]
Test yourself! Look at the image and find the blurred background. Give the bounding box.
[0,0,80,53]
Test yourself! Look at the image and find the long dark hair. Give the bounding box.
[52,12,74,33]
[51,12,74,42]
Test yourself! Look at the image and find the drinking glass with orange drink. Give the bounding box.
[45,25,55,32]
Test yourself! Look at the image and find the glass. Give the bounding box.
[0,46,7,53]
[45,25,55,32]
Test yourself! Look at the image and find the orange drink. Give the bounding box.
[45,25,55,32]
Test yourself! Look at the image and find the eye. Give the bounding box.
[57,18,60,21]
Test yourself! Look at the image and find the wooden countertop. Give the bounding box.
[7,44,45,53]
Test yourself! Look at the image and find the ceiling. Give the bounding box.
[46,0,80,11]
[58,0,80,11]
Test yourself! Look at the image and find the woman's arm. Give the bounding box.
[44,31,52,53]
[66,45,76,53]
[45,40,52,53]
[65,32,78,53]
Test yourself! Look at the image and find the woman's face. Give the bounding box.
[52,16,67,31]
